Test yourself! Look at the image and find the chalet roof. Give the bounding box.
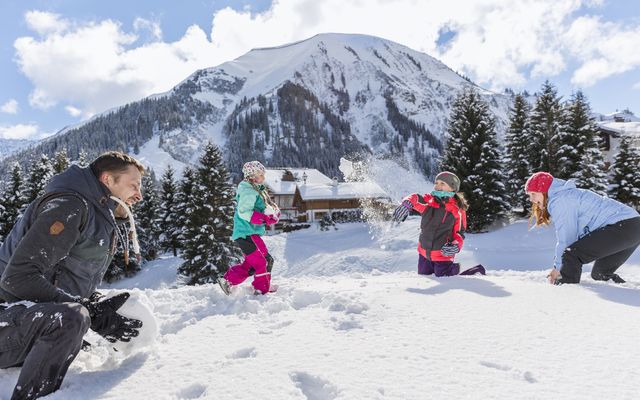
[597,121,640,139]
[264,168,334,195]
[296,181,389,201]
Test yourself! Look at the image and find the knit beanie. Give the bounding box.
[435,171,461,192]
[242,161,266,180]
[525,172,554,193]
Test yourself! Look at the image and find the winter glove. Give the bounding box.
[441,241,460,257]
[78,292,143,343]
[392,200,413,223]
[250,211,279,226]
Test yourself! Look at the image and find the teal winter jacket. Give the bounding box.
[231,181,267,240]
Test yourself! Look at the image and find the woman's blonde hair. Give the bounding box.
[529,192,551,227]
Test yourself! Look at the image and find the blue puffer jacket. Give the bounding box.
[548,178,639,267]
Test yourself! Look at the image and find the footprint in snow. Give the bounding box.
[226,347,257,359]
[479,361,538,383]
[175,383,208,399]
[290,371,339,400]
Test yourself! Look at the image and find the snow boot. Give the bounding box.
[253,284,278,295]
[218,278,233,295]
[460,264,486,276]
[592,271,626,284]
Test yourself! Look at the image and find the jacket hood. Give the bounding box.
[547,178,576,197]
[45,165,119,225]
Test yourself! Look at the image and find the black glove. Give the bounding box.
[392,200,412,223]
[79,292,143,343]
[441,241,460,257]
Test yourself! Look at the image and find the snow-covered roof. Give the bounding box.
[265,168,334,195]
[297,181,389,201]
[597,121,640,138]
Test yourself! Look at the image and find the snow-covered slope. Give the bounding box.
[179,32,510,145]
[0,138,32,161]
[2,219,639,400]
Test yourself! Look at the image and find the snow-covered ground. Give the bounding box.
[2,218,640,400]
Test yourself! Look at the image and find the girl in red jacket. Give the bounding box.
[392,171,484,276]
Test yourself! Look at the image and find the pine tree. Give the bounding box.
[441,87,510,232]
[574,135,609,195]
[158,165,180,256]
[135,171,162,261]
[76,150,89,167]
[609,137,640,208]
[565,91,609,194]
[529,81,564,176]
[504,93,531,212]
[0,163,26,243]
[179,143,240,284]
[176,167,196,245]
[24,154,54,205]
[53,149,70,174]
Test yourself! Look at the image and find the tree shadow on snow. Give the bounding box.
[581,282,640,308]
[406,276,512,298]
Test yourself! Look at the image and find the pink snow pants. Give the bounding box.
[224,235,272,294]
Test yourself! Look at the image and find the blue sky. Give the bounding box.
[1,0,639,140]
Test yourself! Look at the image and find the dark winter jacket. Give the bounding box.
[0,166,124,303]
[405,193,467,261]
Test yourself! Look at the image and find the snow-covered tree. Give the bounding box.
[176,166,196,245]
[76,150,89,167]
[609,137,640,208]
[573,136,609,196]
[0,163,26,243]
[441,87,510,231]
[529,81,564,176]
[565,92,608,194]
[135,171,162,261]
[53,149,70,174]
[504,93,532,212]
[158,165,181,257]
[24,154,54,206]
[179,143,240,284]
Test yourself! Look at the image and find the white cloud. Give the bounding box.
[133,17,162,41]
[65,105,83,117]
[633,82,640,90]
[15,11,219,116]
[0,123,39,140]
[12,2,640,118]
[0,99,19,114]
[206,0,640,91]
[565,16,640,87]
[25,10,69,35]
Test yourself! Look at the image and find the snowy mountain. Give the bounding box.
[0,138,32,161]
[1,33,513,180]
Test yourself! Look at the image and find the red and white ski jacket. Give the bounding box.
[404,193,467,261]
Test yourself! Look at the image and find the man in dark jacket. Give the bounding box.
[0,151,145,400]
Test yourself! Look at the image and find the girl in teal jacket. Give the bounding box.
[219,161,280,295]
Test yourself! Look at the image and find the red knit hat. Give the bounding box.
[525,172,554,193]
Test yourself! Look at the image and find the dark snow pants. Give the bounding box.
[417,255,460,276]
[560,217,640,283]
[0,302,90,400]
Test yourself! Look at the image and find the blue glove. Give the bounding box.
[441,242,460,257]
[392,200,412,223]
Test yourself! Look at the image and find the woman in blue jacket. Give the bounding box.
[526,172,640,284]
